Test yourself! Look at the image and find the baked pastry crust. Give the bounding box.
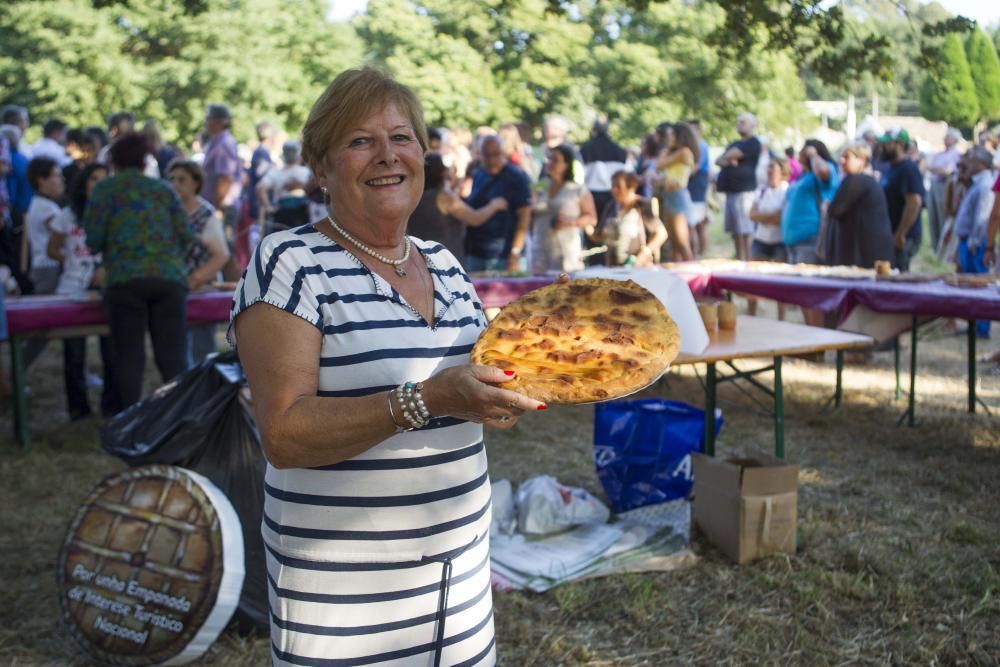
[471,278,680,403]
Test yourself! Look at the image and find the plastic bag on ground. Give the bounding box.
[100,352,267,633]
[593,398,723,513]
[515,475,610,535]
[490,479,516,535]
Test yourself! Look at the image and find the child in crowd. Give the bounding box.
[747,156,789,318]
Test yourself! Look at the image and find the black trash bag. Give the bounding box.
[100,352,268,633]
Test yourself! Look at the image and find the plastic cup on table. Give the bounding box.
[718,302,738,330]
[698,302,718,332]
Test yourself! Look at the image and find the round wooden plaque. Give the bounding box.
[57,465,245,666]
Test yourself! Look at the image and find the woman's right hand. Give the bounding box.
[423,365,546,427]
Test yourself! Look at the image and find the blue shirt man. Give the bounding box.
[953,147,996,338]
[464,136,532,272]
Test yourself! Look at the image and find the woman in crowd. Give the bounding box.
[780,139,839,265]
[143,119,182,178]
[255,140,313,237]
[83,133,193,413]
[750,156,789,263]
[231,67,542,666]
[780,139,838,326]
[406,152,508,265]
[498,122,538,181]
[635,133,660,199]
[592,170,665,266]
[48,163,118,419]
[825,142,894,268]
[166,159,229,365]
[656,122,698,261]
[530,143,597,273]
[748,156,790,318]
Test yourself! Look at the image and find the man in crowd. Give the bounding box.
[464,134,531,273]
[580,115,628,264]
[1,106,30,147]
[879,128,925,271]
[715,112,761,260]
[926,128,964,251]
[201,104,243,279]
[953,146,995,339]
[249,120,282,225]
[687,119,711,257]
[30,119,70,168]
[98,112,159,177]
[62,128,101,189]
[540,115,583,184]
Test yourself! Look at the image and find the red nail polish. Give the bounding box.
[503,370,515,376]
[537,404,547,410]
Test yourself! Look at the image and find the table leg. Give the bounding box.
[834,350,844,408]
[894,337,901,401]
[774,356,784,460]
[9,335,29,448]
[705,362,717,457]
[967,320,976,414]
[896,315,919,428]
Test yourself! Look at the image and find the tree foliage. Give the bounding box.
[919,32,979,128]
[965,28,1000,123]
[0,0,983,147]
[358,0,808,144]
[0,0,362,144]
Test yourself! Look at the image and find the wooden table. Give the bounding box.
[672,316,873,459]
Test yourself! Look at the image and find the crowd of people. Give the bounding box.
[2,96,1000,421]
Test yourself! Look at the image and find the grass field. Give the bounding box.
[1,225,998,666]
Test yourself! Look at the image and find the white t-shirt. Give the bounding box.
[752,182,788,244]
[26,195,62,271]
[260,165,311,201]
[51,208,97,296]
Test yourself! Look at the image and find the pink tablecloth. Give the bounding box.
[5,291,234,335]
[711,272,1000,322]
[11,269,986,337]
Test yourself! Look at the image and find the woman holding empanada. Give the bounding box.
[230,68,542,666]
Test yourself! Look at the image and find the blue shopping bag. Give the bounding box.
[593,399,723,512]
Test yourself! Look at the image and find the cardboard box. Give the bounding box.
[692,454,798,564]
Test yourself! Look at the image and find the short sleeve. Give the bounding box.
[51,207,74,235]
[228,232,323,346]
[819,161,840,201]
[201,215,225,244]
[509,169,532,211]
[904,163,924,197]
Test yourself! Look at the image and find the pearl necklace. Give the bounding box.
[327,215,410,277]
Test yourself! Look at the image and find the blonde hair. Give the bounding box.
[842,142,871,163]
[301,67,428,169]
[498,123,524,159]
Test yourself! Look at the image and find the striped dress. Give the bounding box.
[230,223,496,666]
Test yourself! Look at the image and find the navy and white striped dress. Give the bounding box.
[230,223,496,666]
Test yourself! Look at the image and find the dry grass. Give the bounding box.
[1,322,997,666]
[1,233,998,665]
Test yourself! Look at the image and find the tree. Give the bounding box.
[965,28,1000,122]
[919,32,979,128]
[0,0,364,144]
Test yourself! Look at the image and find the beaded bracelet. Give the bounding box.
[396,381,432,430]
[387,389,408,434]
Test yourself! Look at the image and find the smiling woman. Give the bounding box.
[229,68,542,667]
